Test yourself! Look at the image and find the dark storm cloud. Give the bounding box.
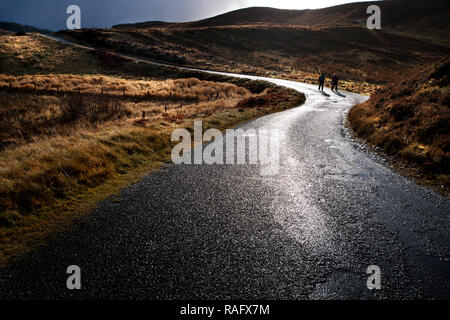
[0,0,246,31]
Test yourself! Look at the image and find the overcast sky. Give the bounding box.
[0,0,377,31]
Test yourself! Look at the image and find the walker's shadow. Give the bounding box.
[319,90,330,97]
[333,90,346,98]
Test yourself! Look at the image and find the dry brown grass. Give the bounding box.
[348,60,450,195]
[0,74,255,215]
[0,74,302,211]
[0,34,103,75]
[0,74,250,145]
[0,30,306,266]
[0,74,248,99]
[0,85,304,265]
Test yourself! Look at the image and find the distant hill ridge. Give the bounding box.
[113,0,449,28]
[0,21,52,34]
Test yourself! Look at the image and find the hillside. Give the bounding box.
[348,59,449,194]
[114,1,450,45]
[0,22,52,35]
[60,26,448,94]
[63,1,449,94]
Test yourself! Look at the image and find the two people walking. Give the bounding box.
[318,73,339,92]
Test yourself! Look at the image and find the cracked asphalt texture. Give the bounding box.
[0,42,449,299]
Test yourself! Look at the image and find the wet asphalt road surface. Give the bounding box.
[1,38,449,299]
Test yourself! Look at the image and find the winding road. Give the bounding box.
[0,35,449,300]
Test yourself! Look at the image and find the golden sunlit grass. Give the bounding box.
[0,34,102,75]
[0,85,304,266]
[0,74,248,99]
[0,34,306,265]
[0,73,256,217]
[0,124,169,265]
[0,74,251,145]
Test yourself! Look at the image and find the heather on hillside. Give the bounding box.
[349,60,450,194]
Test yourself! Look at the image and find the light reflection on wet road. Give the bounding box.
[0,36,448,300]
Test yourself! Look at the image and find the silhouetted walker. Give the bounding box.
[318,73,325,91]
[331,74,339,92]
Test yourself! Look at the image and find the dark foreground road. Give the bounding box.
[0,43,449,299]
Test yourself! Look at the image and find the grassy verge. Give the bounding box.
[348,60,449,196]
[0,34,305,266]
[58,25,449,95]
